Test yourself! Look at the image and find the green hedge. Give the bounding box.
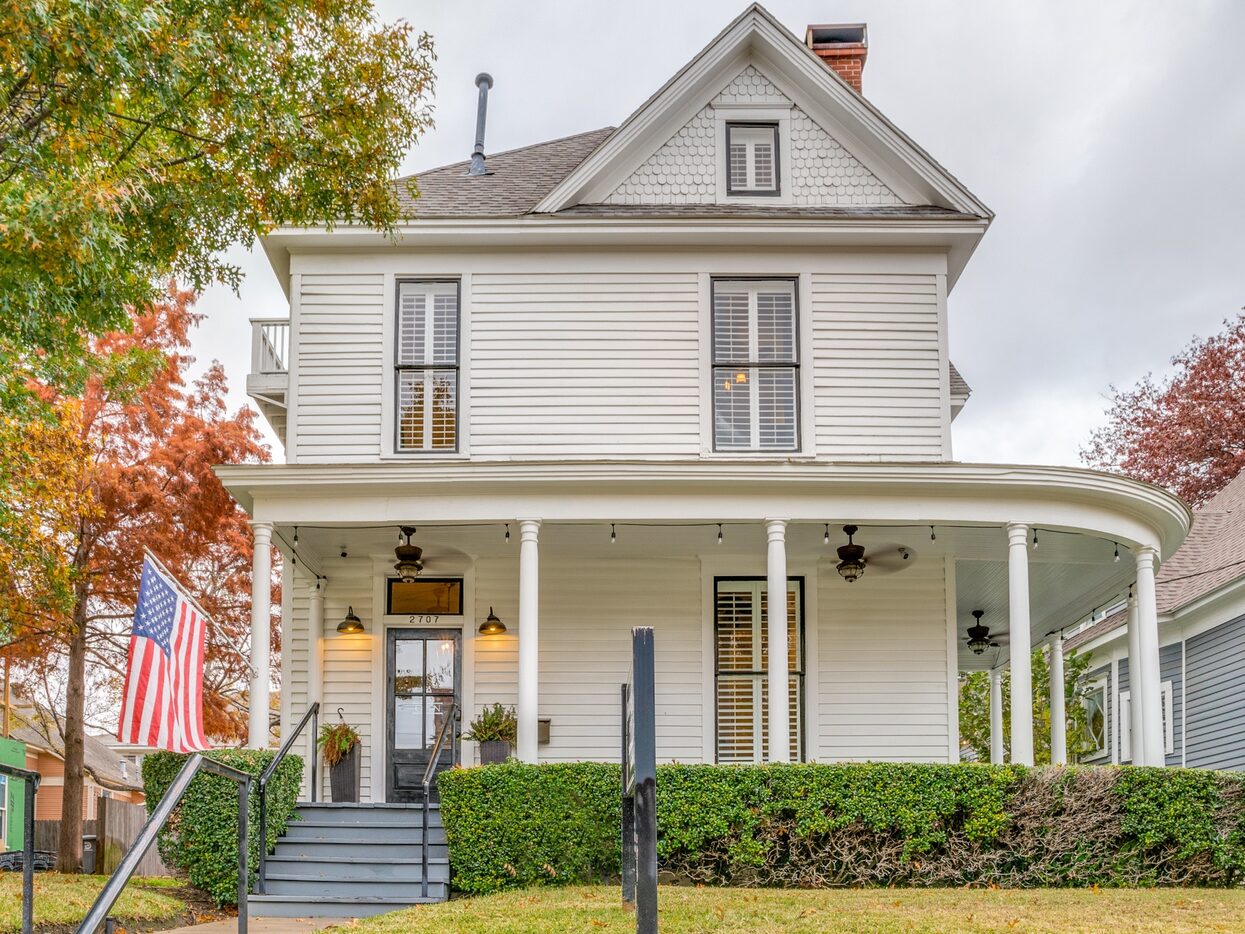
[437,762,1245,894]
[142,749,303,907]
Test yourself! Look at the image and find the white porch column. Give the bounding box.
[1125,593,1145,765]
[1006,522,1034,765]
[989,668,1005,765]
[1049,635,1067,765]
[248,521,274,749]
[1135,546,1164,766]
[517,519,542,764]
[765,519,790,763]
[308,579,325,709]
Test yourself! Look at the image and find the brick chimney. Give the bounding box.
[805,23,868,93]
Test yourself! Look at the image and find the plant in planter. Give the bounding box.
[465,704,517,765]
[318,720,361,802]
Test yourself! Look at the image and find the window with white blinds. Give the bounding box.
[712,279,798,451]
[714,578,803,763]
[396,281,459,452]
[726,123,780,195]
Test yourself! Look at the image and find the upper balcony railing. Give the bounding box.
[250,319,289,375]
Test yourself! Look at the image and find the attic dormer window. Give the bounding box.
[726,123,780,195]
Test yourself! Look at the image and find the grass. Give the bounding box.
[0,872,190,933]
[332,885,1245,934]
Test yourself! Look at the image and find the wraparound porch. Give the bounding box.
[215,460,1190,800]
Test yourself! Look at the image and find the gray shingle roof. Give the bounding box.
[1065,471,1245,651]
[10,710,143,792]
[555,203,973,219]
[395,128,615,218]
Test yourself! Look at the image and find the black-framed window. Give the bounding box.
[395,280,460,452]
[714,577,804,763]
[386,578,464,616]
[711,278,799,451]
[726,122,780,195]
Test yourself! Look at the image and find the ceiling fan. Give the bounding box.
[965,609,1008,655]
[833,525,917,583]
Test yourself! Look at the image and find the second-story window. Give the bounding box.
[396,280,459,452]
[712,279,798,451]
[726,123,780,195]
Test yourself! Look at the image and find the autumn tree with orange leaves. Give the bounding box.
[1084,315,1245,507]
[6,286,270,871]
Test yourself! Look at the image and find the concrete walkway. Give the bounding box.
[164,919,337,933]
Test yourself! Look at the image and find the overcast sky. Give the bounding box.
[190,0,1245,466]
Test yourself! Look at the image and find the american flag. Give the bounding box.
[117,555,211,751]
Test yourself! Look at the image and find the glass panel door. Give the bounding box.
[386,629,460,802]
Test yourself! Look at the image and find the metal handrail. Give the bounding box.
[255,701,319,895]
[0,762,40,934]
[77,754,251,934]
[420,701,459,899]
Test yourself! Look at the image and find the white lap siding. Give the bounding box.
[810,272,947,460]
[816,558,951,761]
[469,272,702,457]
[472,555,703,764]
[293,273,386,463]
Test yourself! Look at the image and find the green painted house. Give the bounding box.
[0,734,26,851]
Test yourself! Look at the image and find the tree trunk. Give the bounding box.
[57,579,89,873]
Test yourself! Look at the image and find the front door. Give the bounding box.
[386,628,460,802]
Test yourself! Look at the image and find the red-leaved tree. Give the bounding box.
[1083,315,1245,506]
[9,286,271,870]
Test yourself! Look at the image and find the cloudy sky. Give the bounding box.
[191,0,1245,465]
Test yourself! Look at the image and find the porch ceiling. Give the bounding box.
[279,519,1128,672]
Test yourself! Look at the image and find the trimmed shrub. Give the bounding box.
[142,748,303,907]
[437,762,1245,894]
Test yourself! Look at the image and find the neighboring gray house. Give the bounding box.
[1066,471,1245,768]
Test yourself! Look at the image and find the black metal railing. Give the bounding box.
[420,701,459,898]
[0,762,40,934]
[76,754,251,934]
[255,701,319,895]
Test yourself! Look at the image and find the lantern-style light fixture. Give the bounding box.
[337,606,364,634]
[393,526,424,582]
[835,525,866,583]
[478,607,506,635]
[965,609,998,655]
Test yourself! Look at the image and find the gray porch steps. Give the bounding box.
[249,801,449,919]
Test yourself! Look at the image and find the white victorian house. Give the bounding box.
[219,5,1190,807]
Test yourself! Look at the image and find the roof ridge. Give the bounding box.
[402,127,615,180]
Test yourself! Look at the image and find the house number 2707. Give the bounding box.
[409,615,440,625]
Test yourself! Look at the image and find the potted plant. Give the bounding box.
[465,703,517,765]
[319,720,361,802]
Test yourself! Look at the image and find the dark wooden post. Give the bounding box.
[631,628,657,934]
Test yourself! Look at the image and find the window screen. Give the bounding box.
[715,578,803,762]
[726,123,780,194]
[712,280,798,451]
[396,281,459,452]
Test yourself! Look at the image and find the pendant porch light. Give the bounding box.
[393,526,424,582]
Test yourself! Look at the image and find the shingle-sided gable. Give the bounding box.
[603,65,903,208]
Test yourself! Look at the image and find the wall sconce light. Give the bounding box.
[337,606,364,634]
[478,607,506,635]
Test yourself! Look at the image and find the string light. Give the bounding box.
[1031,528,1039,550]
[930,526,936,542]
[823,524,831,545]
[717,523,724,545]
[504,523,511,544]
[1113,542,1120,562]
[293,527,299,547]
[610,523,616,544]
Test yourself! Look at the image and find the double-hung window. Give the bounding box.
[715,577,804,763]
[712,279,799,451]
[726,123,780,195]
[396,280,459,452]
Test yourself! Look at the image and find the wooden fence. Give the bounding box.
[34,798,167,876]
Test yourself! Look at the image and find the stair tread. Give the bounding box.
[249,894,442,904]
[265,861,450,866]
[296,802,438,809]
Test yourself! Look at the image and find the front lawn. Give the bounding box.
[0,873,193,933]
[333,885,1245,933]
